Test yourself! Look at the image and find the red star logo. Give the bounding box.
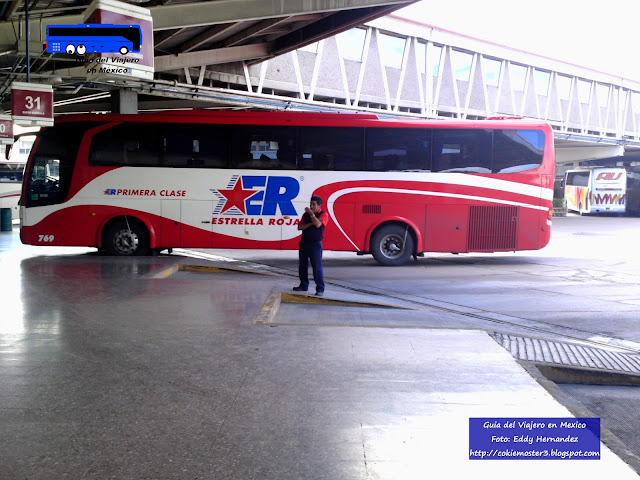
[218,179,258,214]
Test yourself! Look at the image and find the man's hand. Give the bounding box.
[305,207,313,215]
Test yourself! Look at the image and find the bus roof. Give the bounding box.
[51,110,552,129]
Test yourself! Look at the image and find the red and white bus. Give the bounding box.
[20,111,554,265]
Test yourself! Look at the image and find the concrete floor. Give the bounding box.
[1,226,638,479]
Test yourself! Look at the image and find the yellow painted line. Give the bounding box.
[253,292,282,325]
[178,264,271,275]
[280,292,414,310]
[148,264,179,279]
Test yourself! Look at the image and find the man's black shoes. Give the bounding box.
[292,285,308,292]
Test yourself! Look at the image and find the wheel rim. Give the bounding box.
[379,233,405,259]
[113,229,139,255]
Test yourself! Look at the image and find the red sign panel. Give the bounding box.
[0,116,13,144]
[11,82,54,127]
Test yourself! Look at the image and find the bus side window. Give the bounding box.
[298,127,364,171]
[365,128,431,171]
[433,129,492,173]
[231,126,295,169]
[493,129,543,173]
[90,124,162,166]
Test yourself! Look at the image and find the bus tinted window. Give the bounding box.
[90,124,163,166]
[493,129,544,173]
[90,123,229,168]
[230,126,296,170]
[298,127,364,170]
[365,128,431,171]
[164,124,229,168]
[432,129,492,173]
[566,171,589,187]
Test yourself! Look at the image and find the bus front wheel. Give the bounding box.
[119,46,129,55]
[370,224,414,266]
[104,219,149,256]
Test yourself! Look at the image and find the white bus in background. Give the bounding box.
[0,134,36,223]
[564,167,626,214]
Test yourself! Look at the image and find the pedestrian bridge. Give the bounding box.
[4,0,639,165]
[144,14,640,165]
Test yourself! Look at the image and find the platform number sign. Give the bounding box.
[0,115,13,144]
[10,81,54,127]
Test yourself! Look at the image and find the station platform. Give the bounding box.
[1,225,638,479]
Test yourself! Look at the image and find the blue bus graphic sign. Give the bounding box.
[46,24,142,55]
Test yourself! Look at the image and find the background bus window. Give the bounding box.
[432,129,492,173]
[230,126,296,169]
[493,129,544,173]
[566,171,589,187]
[298,127,364,170]
[365,128,431,171]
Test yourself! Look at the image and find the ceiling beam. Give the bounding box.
[151,0,416,30]
[178,23,237,53]
[154,43,269,72]
[216,17,289,48]
[0,0,415,53]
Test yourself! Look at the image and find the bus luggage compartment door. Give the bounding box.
[181,200,213,247]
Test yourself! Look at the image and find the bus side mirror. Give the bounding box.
[4,144,11,160]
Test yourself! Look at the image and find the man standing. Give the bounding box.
[293,195,328,296]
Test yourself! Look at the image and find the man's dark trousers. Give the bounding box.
[298,241,324,292]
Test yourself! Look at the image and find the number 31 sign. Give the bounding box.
[11,81,54,127]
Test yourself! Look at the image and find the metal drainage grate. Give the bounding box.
[490,332,640,375]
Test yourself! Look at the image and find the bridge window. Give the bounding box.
[378,31,406,69]
[557,75,571,100]
[633,92,640,113]
[451,50,472,81]
[337,28,366,62]
[430,44,443,76]
[299,42,319,54]
[510,64,527,91]
[534,70,550,96]
[416,41,426,74]
[481,57,501,87]
[596,84,610,107]
[577,80,591,104]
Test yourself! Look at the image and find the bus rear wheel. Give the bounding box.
[104,219,149,256]
[371,224,414,266]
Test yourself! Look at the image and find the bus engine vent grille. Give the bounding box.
[468,206,518,250]
[362,205,382,214]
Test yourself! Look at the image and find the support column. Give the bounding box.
[111,89,138,114]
